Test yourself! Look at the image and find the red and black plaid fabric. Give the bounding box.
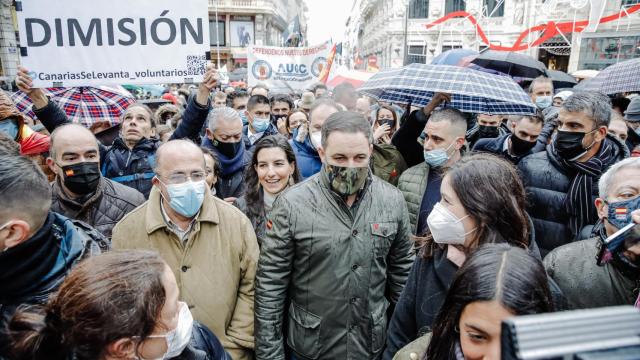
[11,86,135,127]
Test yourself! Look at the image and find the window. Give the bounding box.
[578,35,640,70]
[408,0,429,18]
[209,21,225,47]
[622,0,640,6]
[442,45,462,52]
[445,0,466,14]
[484,0,505,17]
[407,45,426,64]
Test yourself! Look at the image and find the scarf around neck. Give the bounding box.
[553,138,613,238]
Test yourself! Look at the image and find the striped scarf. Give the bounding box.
[555,139,613,239]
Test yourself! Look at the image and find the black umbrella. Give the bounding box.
[547,70,577,89]
[471,50,547,79]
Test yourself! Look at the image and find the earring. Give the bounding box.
[289,174,294,186]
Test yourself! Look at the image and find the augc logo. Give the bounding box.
[311,57,327,77]
[252,60,273,80]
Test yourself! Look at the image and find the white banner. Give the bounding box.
[248,42,332,93]
[16,0,211,87]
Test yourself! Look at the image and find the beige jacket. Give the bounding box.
[112,187,259,360]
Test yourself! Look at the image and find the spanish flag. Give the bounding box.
[318,43,337,84]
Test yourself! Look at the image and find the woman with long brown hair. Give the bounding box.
[7,250,229,360]
[382,153,541,360]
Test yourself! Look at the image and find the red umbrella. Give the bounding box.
[327,69,375,89]
[11,86,135,127]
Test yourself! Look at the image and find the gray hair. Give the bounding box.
[0,154,51,228]
[528,76,554,94]
[562,91,612,128]
[598,157,640,198]
[207,106,242,132]
[321,111,373,148]
[309,98,341,122]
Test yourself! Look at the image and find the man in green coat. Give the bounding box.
[255,111,414,360]
[397,109,467,234]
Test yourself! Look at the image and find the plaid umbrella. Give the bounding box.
[11,86,135,127]
[574,58,640,95]
[471,50,547,79]
[359,63,537,115]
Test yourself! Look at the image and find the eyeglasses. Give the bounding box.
[160,171,206,185]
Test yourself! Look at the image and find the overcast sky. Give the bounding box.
[306,0,353,45]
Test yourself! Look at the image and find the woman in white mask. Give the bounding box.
[8,250,230,360]
[234,135,301,246]
[383,153,542,360]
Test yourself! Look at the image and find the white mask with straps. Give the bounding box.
[427,202,476,245]
[141,301,193,360]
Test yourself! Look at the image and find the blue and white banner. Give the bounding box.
[248,42,331,92]
[16,0,211,87]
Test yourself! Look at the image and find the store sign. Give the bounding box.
[248,42,331,91]
[16,0,210,87]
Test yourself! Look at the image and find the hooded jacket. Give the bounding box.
[290,128,322,179]
[33,96,210,198]
[0,212,106,357]
[50,176,145,240]
[517,135,629,256]
[112,187,259,360]
[255,169,414,360]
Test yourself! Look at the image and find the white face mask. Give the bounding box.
[310,131,322,150]
[427,202,476,245]
[143,301,193,359]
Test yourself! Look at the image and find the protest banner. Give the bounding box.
[16,0,210,87]
[248,42,333,92]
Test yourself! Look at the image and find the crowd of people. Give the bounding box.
[0,62,639,360]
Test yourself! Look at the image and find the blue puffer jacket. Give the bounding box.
[290,128,321,179]
[0,212,106,357]
[34,96,210,198]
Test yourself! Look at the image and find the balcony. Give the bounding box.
[209,0,289,24]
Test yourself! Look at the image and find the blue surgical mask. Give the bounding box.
[423,141,455,168]
[161,180,206,218]
[252,117,270,133]
[535,96,552,110]
[240,112,249,126]
[0,118,19,140]
[606,195,640,230]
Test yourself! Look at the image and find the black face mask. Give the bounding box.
[377,119,395,128]
[271,114,287,125]
[554,129,595,160]
[510,134,537,155]
[478,125,500,139]
[58,162,101,195]
[212,138,242,158]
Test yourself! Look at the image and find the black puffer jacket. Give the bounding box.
[50,177,145,240]
[517,135,629,256]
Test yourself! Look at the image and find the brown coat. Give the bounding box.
[112,186,259,360]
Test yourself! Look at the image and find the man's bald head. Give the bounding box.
[49,123,99,161]
[154,139,205,177]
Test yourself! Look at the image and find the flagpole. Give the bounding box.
[214,0,221,69]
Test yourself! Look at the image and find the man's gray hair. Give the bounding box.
[49,123,99,160]
[528,76,554,94]
[207,106,242,132]
[598,157,640,198]
[321,111,373,148]
[562,91,612,128]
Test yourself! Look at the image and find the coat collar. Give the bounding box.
[145,186,219,235]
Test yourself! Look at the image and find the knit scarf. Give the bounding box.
[554,139,613,239]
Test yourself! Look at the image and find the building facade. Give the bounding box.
[345,0,640,72]
[208,0,308,71]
